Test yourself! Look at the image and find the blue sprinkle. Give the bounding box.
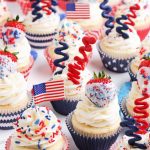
[51,124,56,129]
[35,119,40,125]
[15,141,20,144]
[45,137,49,140]
[45,115,51,120]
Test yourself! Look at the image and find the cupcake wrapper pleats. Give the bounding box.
[26,32,57,50]
[128,66,137,81]
[0,99,34,130]
[66,113,120,150]
[51,100,79,116]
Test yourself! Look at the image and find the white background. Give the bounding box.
[0,2,130,150]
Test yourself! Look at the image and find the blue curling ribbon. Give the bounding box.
[49,0,57,13]
[51,0,57,6]
[99,0,114,35]
[120,117,147,149]
[116,15,129,39]
[31,0,43,22]
[54,41,69,75]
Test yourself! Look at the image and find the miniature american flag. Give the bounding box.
[33,80,65,104]
[66,3,90,19]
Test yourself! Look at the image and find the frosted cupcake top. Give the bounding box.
[48,20,85,61]
[0,53,28,106]
[111,133,150,150]
[100,26,141,59]
[0,26,31,70]
[13,106,63,149]
[115,0,150,29]
[24,1,60,34]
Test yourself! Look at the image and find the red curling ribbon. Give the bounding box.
[41,0,52,15]
[133,94,149,134]
[125,4,140,31]
[67,36,96,85]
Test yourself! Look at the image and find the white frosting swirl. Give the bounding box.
[0,27,31,70]
[0,72,28,105]
[13,106,64,150]
[100,26,141,59]
[24,12,60,34]
[112,133,150,150]
[74,96,121,128]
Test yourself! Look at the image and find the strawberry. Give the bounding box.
[86,71,116,107]
[139,54,150,69]
[4,15,25,32]
[0,47,18,62]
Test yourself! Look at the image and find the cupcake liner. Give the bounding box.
[5,134,69,150]
[26,32,57,50]
[128,65,137,81]
[137,26,150,41]
[98,43,134,73]
[44,48,56,73]
[20,56,34,80]
[66,113,120,150]
[51,99,79,116]
[0,99,34,130]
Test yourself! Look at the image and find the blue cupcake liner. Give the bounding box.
[118,82,132,118]
[51,99,79,116]
[0,99,34,130]
[26,32,57,50]
[128,65,137,81]
[97,43,134,73]
[66,113,121,150]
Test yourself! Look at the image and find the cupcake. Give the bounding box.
[66,72,121,150]
[24,1,60,50]
[128,51,150,81]
[48,36,96,115]
[5,106,68,150]
[0,50,33,130]
[115,0,150,41]
[0,16,34,80]
[98,24,142,73]
[111,117,150,150]
[66,2,104,40]
[44,20,89,73]
[121,55,150,119]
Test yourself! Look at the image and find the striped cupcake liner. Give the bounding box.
[0,99,34,130]
[26,32,57,50]
[97,43,134,73]
[66,113,121,150]
[5,134,69,150]
[20,56,34,80]
[51,99,79,116]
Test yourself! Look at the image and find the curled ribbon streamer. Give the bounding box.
[120,117,147,149]
[116,15,129,39]
[67,36,96,85]
[41,0,51,15]
[133,95,149,134]
[125,4,140,31]
[54,41,69,75]
[99,0,114,35]
[31,0,43,22]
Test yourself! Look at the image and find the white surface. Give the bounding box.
[0,2,130,150]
